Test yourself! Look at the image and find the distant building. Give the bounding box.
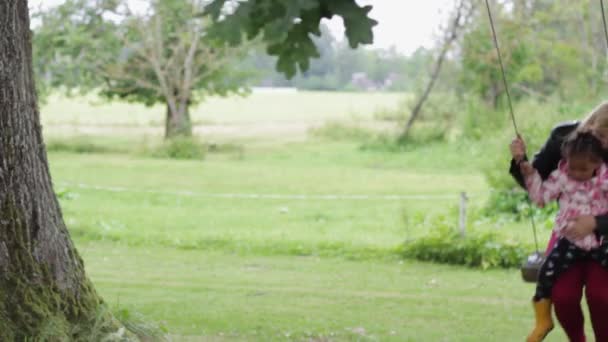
[349,72,398,91]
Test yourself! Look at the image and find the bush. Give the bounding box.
[399,225,532,269]
[148,136,206,160]
[461,96,507,141]
[482,189,557,223]
[46,139,117,154]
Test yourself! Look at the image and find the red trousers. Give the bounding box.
[551,260,608,342]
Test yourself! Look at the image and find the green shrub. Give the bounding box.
[461,96,507,141]
[148,136,206,160]
[482,189,557,223]
[399,225,532,269]
[46,139,116,154]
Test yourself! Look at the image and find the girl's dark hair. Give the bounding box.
[562,131,604,162]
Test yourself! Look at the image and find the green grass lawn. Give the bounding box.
[80,241,582,341]
[49,138,550,254]
[40,91,570,340]
[46,140,561,340]
[49,139,496,256]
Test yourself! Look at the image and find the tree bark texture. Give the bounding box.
[165,101,192,139]
[0,1,126,340]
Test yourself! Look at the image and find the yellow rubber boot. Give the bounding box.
[526,299,554,342]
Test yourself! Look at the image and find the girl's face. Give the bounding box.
[591,125,608,148]
[567,155,601,181]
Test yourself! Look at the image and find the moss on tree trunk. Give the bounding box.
[0,1,133,340]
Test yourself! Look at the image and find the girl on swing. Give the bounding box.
[519,131,608,341]
[510,101,608,342]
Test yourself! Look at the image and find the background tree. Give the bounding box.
[399,0,475,141]
[458,0,607,104]
[34,0,252,138]
[459,15,538,108]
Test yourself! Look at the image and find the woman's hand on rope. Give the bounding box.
[564,215,597,240]
[510,135,526,163]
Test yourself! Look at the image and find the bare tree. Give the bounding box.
[399,0,475,141]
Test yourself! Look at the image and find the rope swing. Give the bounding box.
[484,0,608,282]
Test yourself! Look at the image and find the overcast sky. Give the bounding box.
[29,0,454,56]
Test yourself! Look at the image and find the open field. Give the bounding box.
[41,91,571,340]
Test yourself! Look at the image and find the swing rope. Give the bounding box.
[484,0,541,254]
[484,0,518,135]
[601,0,608,51]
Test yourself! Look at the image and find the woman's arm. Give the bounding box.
[509,158,527,189]
[595,216,608,235]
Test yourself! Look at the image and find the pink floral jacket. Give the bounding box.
[525,161,608,250]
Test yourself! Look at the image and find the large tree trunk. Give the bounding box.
[0,1,129,340]
[165,102,192,139]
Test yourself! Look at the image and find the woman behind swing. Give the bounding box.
[510,101,608,342]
